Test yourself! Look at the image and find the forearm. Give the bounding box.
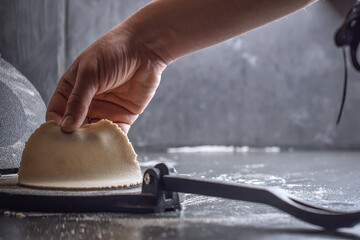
[122,0,317,64]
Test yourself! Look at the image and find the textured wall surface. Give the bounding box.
[1,1,360,148]
[65,0,147,69]
[0,0,65,104]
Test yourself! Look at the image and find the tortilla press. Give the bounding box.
[2,163,360,230]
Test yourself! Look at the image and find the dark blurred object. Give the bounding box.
[334,1,360,124]
[335,1,360,70]
[0,57,46,172]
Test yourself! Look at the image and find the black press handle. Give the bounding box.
[162,175,360,229]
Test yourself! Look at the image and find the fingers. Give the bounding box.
[116,122,131,134]
[46,69,77,124]
[87,118,131,134]
[61,60,99,132]
[87,98,138,134]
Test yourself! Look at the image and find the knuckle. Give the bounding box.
[56,78,73,95]
[82,58,99,75]
[79,58,101,86]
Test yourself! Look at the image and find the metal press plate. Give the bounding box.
[0,175,142,197]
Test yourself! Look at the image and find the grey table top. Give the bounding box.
[1,150,360,240]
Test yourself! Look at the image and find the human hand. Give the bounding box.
[46,27,167,133]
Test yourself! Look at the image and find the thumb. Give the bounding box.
[61,64,98,132]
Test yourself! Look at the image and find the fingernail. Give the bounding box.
[61,115,74,128]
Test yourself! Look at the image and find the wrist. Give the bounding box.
[117,27,173,69]
[119,3,175,67]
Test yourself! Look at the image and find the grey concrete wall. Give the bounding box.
[0,0,65,104]
[1,1,360,148]
[137,2,360,149]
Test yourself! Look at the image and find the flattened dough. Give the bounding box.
[18,119,142,189]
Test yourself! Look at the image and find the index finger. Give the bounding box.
[46,77,73,124]
[46,65,78,124]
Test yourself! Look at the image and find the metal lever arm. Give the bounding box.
[162,175,360,229]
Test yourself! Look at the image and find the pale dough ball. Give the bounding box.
[18,119,142,189]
